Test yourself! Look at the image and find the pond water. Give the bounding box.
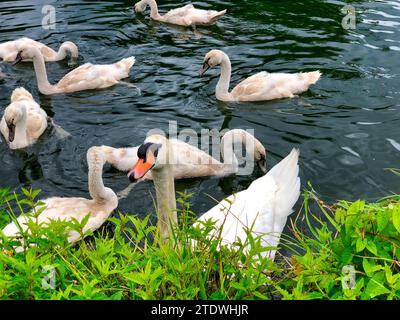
[0,0,399,222]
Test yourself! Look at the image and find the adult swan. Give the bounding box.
[127,134,300,260]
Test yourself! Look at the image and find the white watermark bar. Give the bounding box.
[150,302,249,318]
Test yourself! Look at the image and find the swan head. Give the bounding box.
[199,49,227,76]
[1,52,18,63]
[127,134,169,182]
[255,148,267,173]
[60,41,79,59]
[3,102,25,142]
[134,0,146,13]
[12,46,41,65]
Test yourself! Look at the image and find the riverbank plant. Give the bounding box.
[0,187,399,300]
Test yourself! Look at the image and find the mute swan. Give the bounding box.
[0,37,78,62]
[1,146,118,252]
[194,149,300,260]
[200,49,321,102]
[127,135,300,260]
[13,46,135,95]
[101,129,266,180]
[134,0,226,27]
[0,87,47,149]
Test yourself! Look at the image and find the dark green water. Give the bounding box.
[0,0,399,219]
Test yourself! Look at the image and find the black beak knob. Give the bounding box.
[128,173,137,183]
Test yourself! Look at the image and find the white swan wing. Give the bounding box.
[57,64,117,91]
[231,71,275,101]
[57,57,134,92]
[2,197,113,240]
[26,101,48,140]
[165,5,195,18]
[164,6,225,25]
[197,176,277,246]
[232,71,320,101]
[197,149,300,259]
[170,139,225,178]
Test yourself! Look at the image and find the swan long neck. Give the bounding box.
[87,147,115,204]
[220,130,239,174]
[14,106,28,146]
[216,53,232,100]
[55,42,79,60]
[143,0,161,19]
[220,129,262,174]
[153,140,177,241]
[30,48,55,94]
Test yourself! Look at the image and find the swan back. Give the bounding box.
[134,0,226,26]
[164,7,226,26]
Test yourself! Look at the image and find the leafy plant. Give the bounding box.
[0,187,399,300]
[280,188,400,300]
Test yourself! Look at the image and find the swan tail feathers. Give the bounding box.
[118,56,135,71]
[267,148,300,220]
[209,9,227,23]
[304,70,321,85]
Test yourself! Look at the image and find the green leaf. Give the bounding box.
[392,206,400,233]
[145,259,152,276]
[376,210,390,232]
[366,240,378,256]
[126,273,145,285]
[384,264,394,286]
[364,272,390,298]
[362,259,383,277]
[356,238,366,252]
[253,291,269,299]
[110,291,123,300]
[341,246,353,265]
[348,200,365,215]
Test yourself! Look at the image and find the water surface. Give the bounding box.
[0,0,399,223]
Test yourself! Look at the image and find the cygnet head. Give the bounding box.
[199,49,227,76]
[134,0,147,13]
[3,102,25,142]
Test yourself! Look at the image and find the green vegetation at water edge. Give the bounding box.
[0,187,399,300]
